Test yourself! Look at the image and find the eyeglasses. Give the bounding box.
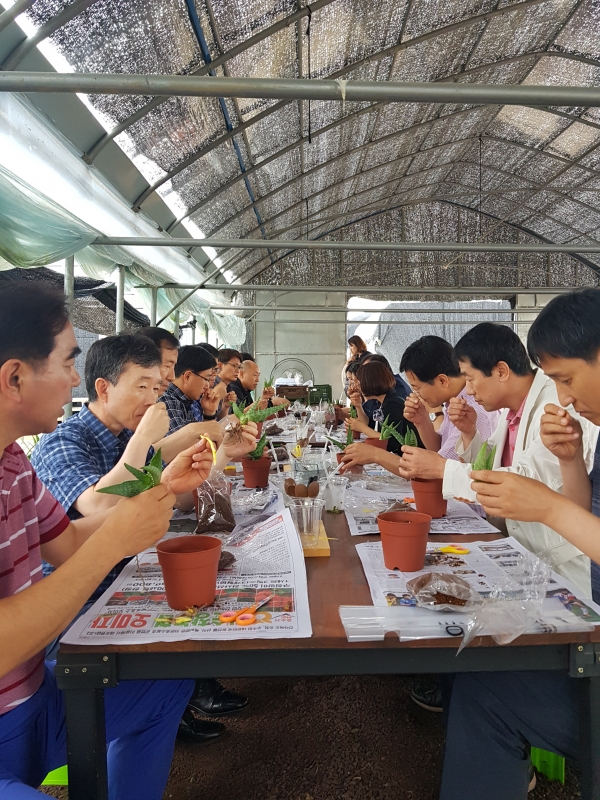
[224,361,241,371]
[192,372,213,384]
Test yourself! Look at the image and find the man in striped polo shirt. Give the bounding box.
[0,283,214,799]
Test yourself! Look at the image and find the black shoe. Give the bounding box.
[188,678,248,717]
[176,708,226,744]
[411,684,444,713]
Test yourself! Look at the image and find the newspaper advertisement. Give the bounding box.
[345,483,499,536]
[355,536,600,639]
[61,509,312,645]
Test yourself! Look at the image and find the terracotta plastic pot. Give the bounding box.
[366,437,389,450]
[156,535,221,610]
[411,478,447,519]
[352,429,360,441]
[242,455,271,488]
[277,409,287,418]
[377,511,431,572]
[256,421,263,438]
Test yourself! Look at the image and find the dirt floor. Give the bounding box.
[41,674,580,800]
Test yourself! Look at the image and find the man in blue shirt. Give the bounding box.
[159,345,218,431]
[439,288,600,800]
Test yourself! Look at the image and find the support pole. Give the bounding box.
[63,255,75,419]
[173,310,180,339]
[191,318,196,345]
[150,288,158,326]
[115,265,125,334]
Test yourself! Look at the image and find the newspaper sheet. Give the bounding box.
[355,536,600,639]
[61,509,312,645]
[345,483,499,536]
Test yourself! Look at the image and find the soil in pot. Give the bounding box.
[242,455,272,488]
[377,511,431,572]
[156,535,221,610]
[411,478,447,519]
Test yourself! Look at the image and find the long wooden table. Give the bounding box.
[57,512,600,800]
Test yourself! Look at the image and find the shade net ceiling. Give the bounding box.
[7,0,600,296]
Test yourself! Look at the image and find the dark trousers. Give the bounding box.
[440,671,578,800]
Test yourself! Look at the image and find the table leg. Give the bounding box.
[579,676,600,800]
[64,688,108,800]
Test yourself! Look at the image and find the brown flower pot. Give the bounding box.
[352,429,360,441]
[242,455,271,488]
[377,511,431,571]
[366,437,389,450]
[411,478,447,519]
[256,422,263,438]
[336,451,362,475]
[156,535,221,610]
[277,409,286,418]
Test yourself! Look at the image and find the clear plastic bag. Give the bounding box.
[194,467,236,535]
[407,572,483,613]
[457,550,552,653]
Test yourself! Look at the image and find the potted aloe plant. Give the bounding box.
[241,433,272,488]
[369,415,405,450]
[232,400,274,439]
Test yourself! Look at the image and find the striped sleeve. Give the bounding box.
[32,471,70,544]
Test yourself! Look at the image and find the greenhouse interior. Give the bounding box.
[2,0,600,799]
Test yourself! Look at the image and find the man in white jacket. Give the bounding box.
[398,322,597,595]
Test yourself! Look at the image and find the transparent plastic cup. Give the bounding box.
[288,497,325,548]
[323,476,349,513]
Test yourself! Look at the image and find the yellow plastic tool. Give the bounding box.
[439,546,470,555]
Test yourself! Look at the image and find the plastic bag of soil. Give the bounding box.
[195,467,236,534]
[406,572,482,613]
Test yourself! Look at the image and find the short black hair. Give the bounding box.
[362,353,393,372]
[357,361,396,396]
[528,289,600,366]
[218,348,242,364]
[138,326,179,350]
[453,323,533,377]
[240,352,255,362]
[198,342,219,357]
[86,334,162,401]
[174,345,217,378]
[0,282,70,368]
[400,335,460,383]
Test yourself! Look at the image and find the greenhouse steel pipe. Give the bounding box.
[192,285,573,295]
[3,74,600,107]
[256,319,519,326]
[94,236,600,253]
[206,305,516,313]
[115,266,125,334]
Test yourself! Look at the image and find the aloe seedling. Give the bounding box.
[263,379,273,390]
[231,401,274,425]
[349,406,358,419]
[247,433,269,460]
[97,449,163,497]
[380,415,404,444]
[473,441,497,471]
[401,428,419,448]
[325,436,347,451]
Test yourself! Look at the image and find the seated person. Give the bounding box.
[399,334,500,457]
[214,348,243,419]
[440,288,600,800]
[228,359,288,411]
[343,361,421,455]
[159,345,218,430]
[0,282,216,798]
[349,354,410,429]
[362,353,411,400]
[402,323,596,594]
[138,329,223,448]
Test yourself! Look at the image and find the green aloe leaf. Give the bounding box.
[403,428,419,448]
[97,480,146,497]
[247,432,268,460]
[125,463,153,484]
[380,414,401,442]
[473,442,497,471]
[350,406,358,419]
[326,436,347,451]
[144,465,162,487]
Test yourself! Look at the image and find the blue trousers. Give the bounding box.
[439,671,579,800]
[0,663,194,799]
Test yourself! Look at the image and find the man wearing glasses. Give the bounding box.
[159,346,218,432]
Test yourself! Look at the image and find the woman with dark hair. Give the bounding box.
[344,361,420,454]
[342,335,371,399]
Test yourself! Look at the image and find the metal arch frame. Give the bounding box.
[230,196,600,286]
[83,0,558,164]
[0,0,36,35]
[144,50,600,219]
[166,86,600,238]
[199,129,600,246]
[1,0,103,71]
[215,156,600,277]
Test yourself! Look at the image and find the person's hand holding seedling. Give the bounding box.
[221,420,259,461]
[398,443,445,480]
[470,471,555,524]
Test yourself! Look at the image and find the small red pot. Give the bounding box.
[156,535,221,610]
[352,429,360,441]
[411,478,447,519]
[256,422,263,438]
[366,437,388,450]
[377,511,431,572]
[242,455,271,488]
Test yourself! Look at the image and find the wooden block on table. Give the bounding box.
[302,521,330,557]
